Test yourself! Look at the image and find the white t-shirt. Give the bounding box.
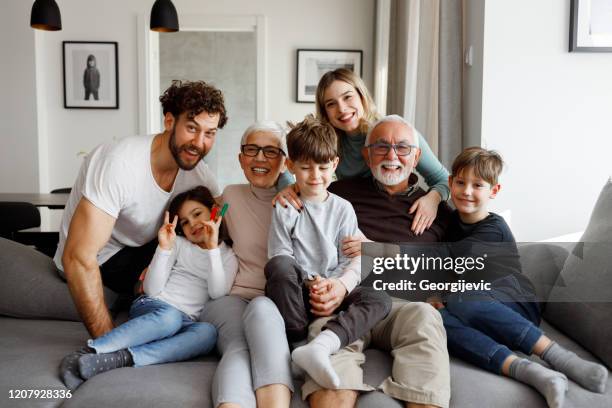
[144,238,238,320]
[54,135,220,269]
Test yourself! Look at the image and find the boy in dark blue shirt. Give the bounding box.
[432,147,607,408]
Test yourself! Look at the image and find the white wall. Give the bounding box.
[480,0,612,240]
[0,0,375,195]
[0,0,39,192]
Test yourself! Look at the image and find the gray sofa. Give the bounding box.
[1,181,612,407]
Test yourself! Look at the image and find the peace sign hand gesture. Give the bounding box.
[158,211,178,250]
[201,214,222,250]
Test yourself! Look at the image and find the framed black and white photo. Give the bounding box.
[570,0,612,52]
[296,49,362,103]
[63,41,119,109]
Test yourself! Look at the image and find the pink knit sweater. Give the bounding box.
[222,184,276,300]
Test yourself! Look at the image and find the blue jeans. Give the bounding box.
[440,279,542,374]
[88,296,217,367]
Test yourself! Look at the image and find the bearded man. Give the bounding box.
[55,80,227,338]
[304,115,453,408]
[330,114,450,243]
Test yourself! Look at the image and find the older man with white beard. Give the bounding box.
[329,114,451,243]
[301,115,453,408]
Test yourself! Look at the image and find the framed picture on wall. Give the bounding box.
[570,0,612,52]
[63,41,119,109]
[296,49,363,103]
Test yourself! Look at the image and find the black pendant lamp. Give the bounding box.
[150,0,179,32]
[30,0,62,31]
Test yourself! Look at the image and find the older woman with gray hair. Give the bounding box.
[200,121,293,408]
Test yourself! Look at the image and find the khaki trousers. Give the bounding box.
[301,300,451,408]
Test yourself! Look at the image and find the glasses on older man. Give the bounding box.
[241,144,285,159]
[365,142,418,157]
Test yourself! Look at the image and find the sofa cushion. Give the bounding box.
[63,360,218,408]
[0,238,117,321]
[544,179,612,369]
[0,317,87,408]
[2,315,611,408]
[517,243,568,309]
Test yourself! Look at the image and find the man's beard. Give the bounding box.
[372,160,410,186]
[169,128,206,170]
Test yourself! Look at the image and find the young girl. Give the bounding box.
[275,68,449,236]
[61,186,237,385]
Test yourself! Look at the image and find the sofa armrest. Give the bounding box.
[0,237,117,321]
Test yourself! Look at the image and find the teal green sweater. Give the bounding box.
[278,130,450,201]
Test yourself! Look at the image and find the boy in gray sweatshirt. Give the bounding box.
[265,115,391,390]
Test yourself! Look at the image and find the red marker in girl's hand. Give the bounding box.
[210,207,219,221]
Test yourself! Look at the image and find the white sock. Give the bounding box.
[313,330,342,353]
[291,330,341,388]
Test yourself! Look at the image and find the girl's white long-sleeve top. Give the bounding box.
[143,237,238,320]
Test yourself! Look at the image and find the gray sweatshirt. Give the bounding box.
[268,192,361,293]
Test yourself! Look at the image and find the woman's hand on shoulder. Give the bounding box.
[158,211,177,250]
[341,233,371,258]
[409,190,442,236]
[272,183,303,211]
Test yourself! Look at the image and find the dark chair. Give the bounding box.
[50,188,71,194]
[0,202,58,258]
[0,202,41,240]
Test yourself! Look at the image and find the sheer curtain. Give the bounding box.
[383,0,462,168]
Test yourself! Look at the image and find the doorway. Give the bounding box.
[139,14,267,188]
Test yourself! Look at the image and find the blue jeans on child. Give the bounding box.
[88,296,217,367]
[440,276,542,374]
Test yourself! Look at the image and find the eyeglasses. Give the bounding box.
[241,144,285,159]
[365,142,418,156]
